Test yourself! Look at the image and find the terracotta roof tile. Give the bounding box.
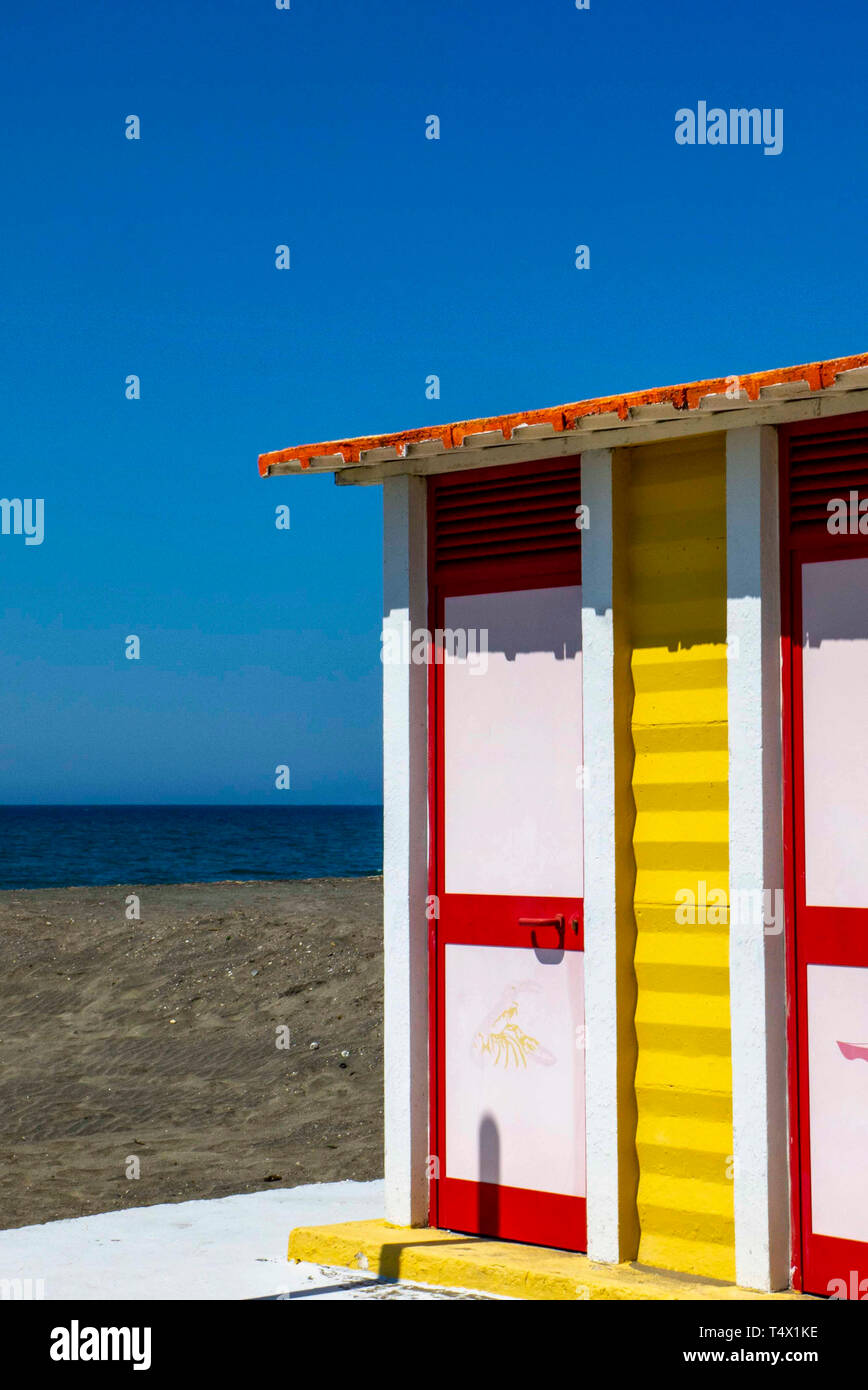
[258,351,868,476]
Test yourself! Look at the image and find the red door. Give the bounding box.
[782,416,868,1297]
[428,458,586,1251]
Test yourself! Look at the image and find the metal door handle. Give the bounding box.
[520,913,565,948]
[519,913,579,946]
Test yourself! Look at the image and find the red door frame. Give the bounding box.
[780,416,868,1295]
[426,459,585,1250]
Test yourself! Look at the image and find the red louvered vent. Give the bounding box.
[429,457,581,580]
[783,416,868,544]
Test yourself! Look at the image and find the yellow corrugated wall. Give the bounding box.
[624,434,735,1282]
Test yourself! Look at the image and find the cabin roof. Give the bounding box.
[258,350,868,483]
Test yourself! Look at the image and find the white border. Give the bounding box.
[726,426,790,1290]
[382,475,429,1226]
[580,448,623,1261]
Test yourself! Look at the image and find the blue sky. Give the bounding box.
[1,0,866,803]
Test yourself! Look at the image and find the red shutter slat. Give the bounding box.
[429,457,581,581]
[782,416,868,544]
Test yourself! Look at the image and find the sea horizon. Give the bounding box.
[0,804,384,890]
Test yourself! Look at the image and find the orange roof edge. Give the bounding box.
[257,351,868,477]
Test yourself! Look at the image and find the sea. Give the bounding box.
[0,805,383,890]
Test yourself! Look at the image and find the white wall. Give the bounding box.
[382,475,429,1226]
[580,448,625,1262]
[726,426,790,1291]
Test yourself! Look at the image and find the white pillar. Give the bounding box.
[581,448,624,1263]
[382,474,429,1226]
[726,426,790,1291]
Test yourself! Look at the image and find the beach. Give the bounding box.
[0,877,383,1230]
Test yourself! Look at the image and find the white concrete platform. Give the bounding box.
[0,1180,488,1301]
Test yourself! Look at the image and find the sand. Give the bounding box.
[0,877,384,1230]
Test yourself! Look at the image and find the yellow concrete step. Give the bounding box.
[635,965,730,997]
[633,809,730,844]
[633,749,729,781]
[636,1026,732,1069]
[632,690,728,728]
[638,1230,736,1285]
[637,1167,734,1223]
[287,1220,805,1301]
[636,1111,733,1159]
[630,650,728,692]
[636,904,729,936]
[634,756,728,789]
[638,1171,735,1224]
[635,869,729,906]
[637,1143,732,1186]
[637,1084,733,1124]
[635,990,731,1031]
[635,1049,732,1093]
[633,724,729,755]
[633,782,729,814]
[635,930,729,968]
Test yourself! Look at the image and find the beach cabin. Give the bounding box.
[259,350,868,1297]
